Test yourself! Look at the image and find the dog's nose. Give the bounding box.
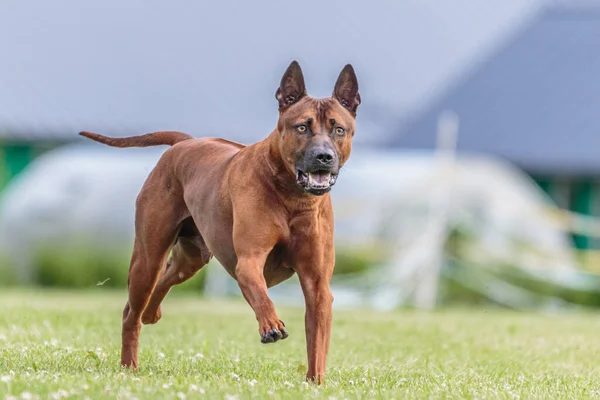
[315,149,335,165]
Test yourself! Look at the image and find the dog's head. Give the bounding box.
[275,61,360,196]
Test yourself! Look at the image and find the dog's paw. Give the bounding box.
[260,320,289,344]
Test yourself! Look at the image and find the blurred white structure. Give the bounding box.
[0,146,162,281]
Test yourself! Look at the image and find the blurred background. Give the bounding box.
[1,0,600,311]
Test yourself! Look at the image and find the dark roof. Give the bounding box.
[391,5,600,176]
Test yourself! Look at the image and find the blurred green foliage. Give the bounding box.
[0,254,17,286]
[0,246,206,292]
[441,225,600,308]
[1,232,600,309]
[334,249,374,276]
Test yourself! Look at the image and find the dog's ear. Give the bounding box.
[276,60,307,109]
[333,64,360,113]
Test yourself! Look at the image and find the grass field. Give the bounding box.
[1,290,600,399]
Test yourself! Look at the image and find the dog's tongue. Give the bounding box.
[308,171,331,187]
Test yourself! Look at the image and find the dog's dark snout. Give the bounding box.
[315,149,335,165]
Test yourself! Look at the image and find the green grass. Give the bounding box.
[1,290,600,399]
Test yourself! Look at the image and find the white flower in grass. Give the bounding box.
[49,389,69,400]
[301,382,309,389]
[176,392,186,400]
[132,378,140,382]
[19,392,34,400]
[92,349,107,360]
[283,381,294,388]
[248,379,257,387]
[1,375,12,383]
[82,384,89,390]
[396,378,407,387]
[158,352,165,359]
[177,350,184,355]
[230,372,240,381]
[189,384,199,391]
[162,383,172,389]
[348,380,354,386]
[224,395,238,400]
[199,388,205,394]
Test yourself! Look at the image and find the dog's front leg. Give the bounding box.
[236,254,288,343]
[292,207,336,384]
[297,272,334,384]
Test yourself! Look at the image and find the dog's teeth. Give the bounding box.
[308,173,314,185]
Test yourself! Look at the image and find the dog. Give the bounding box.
[79,60,360,383]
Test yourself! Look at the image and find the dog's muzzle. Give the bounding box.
[296,146,340,195]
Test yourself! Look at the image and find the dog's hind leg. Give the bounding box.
[142,233,212,325]
[120,192,183,369]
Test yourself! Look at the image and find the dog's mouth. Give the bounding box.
[296,169,338,195]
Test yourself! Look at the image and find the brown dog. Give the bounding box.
[79,60,360,383]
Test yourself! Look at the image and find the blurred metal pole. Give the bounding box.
[414,110,458,310]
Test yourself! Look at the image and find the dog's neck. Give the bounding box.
[263,131,281,177]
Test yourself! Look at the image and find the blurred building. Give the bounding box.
[392,1,600,249]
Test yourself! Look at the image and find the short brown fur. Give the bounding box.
[79,61,360,384]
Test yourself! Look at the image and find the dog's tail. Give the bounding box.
[79,131,194,148]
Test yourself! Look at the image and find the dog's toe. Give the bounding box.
[260,331,274,343]
[271,328,283,341]
[278,320,289,340]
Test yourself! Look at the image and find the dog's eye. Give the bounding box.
[334,127,346,136]
[295,125,307,133]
